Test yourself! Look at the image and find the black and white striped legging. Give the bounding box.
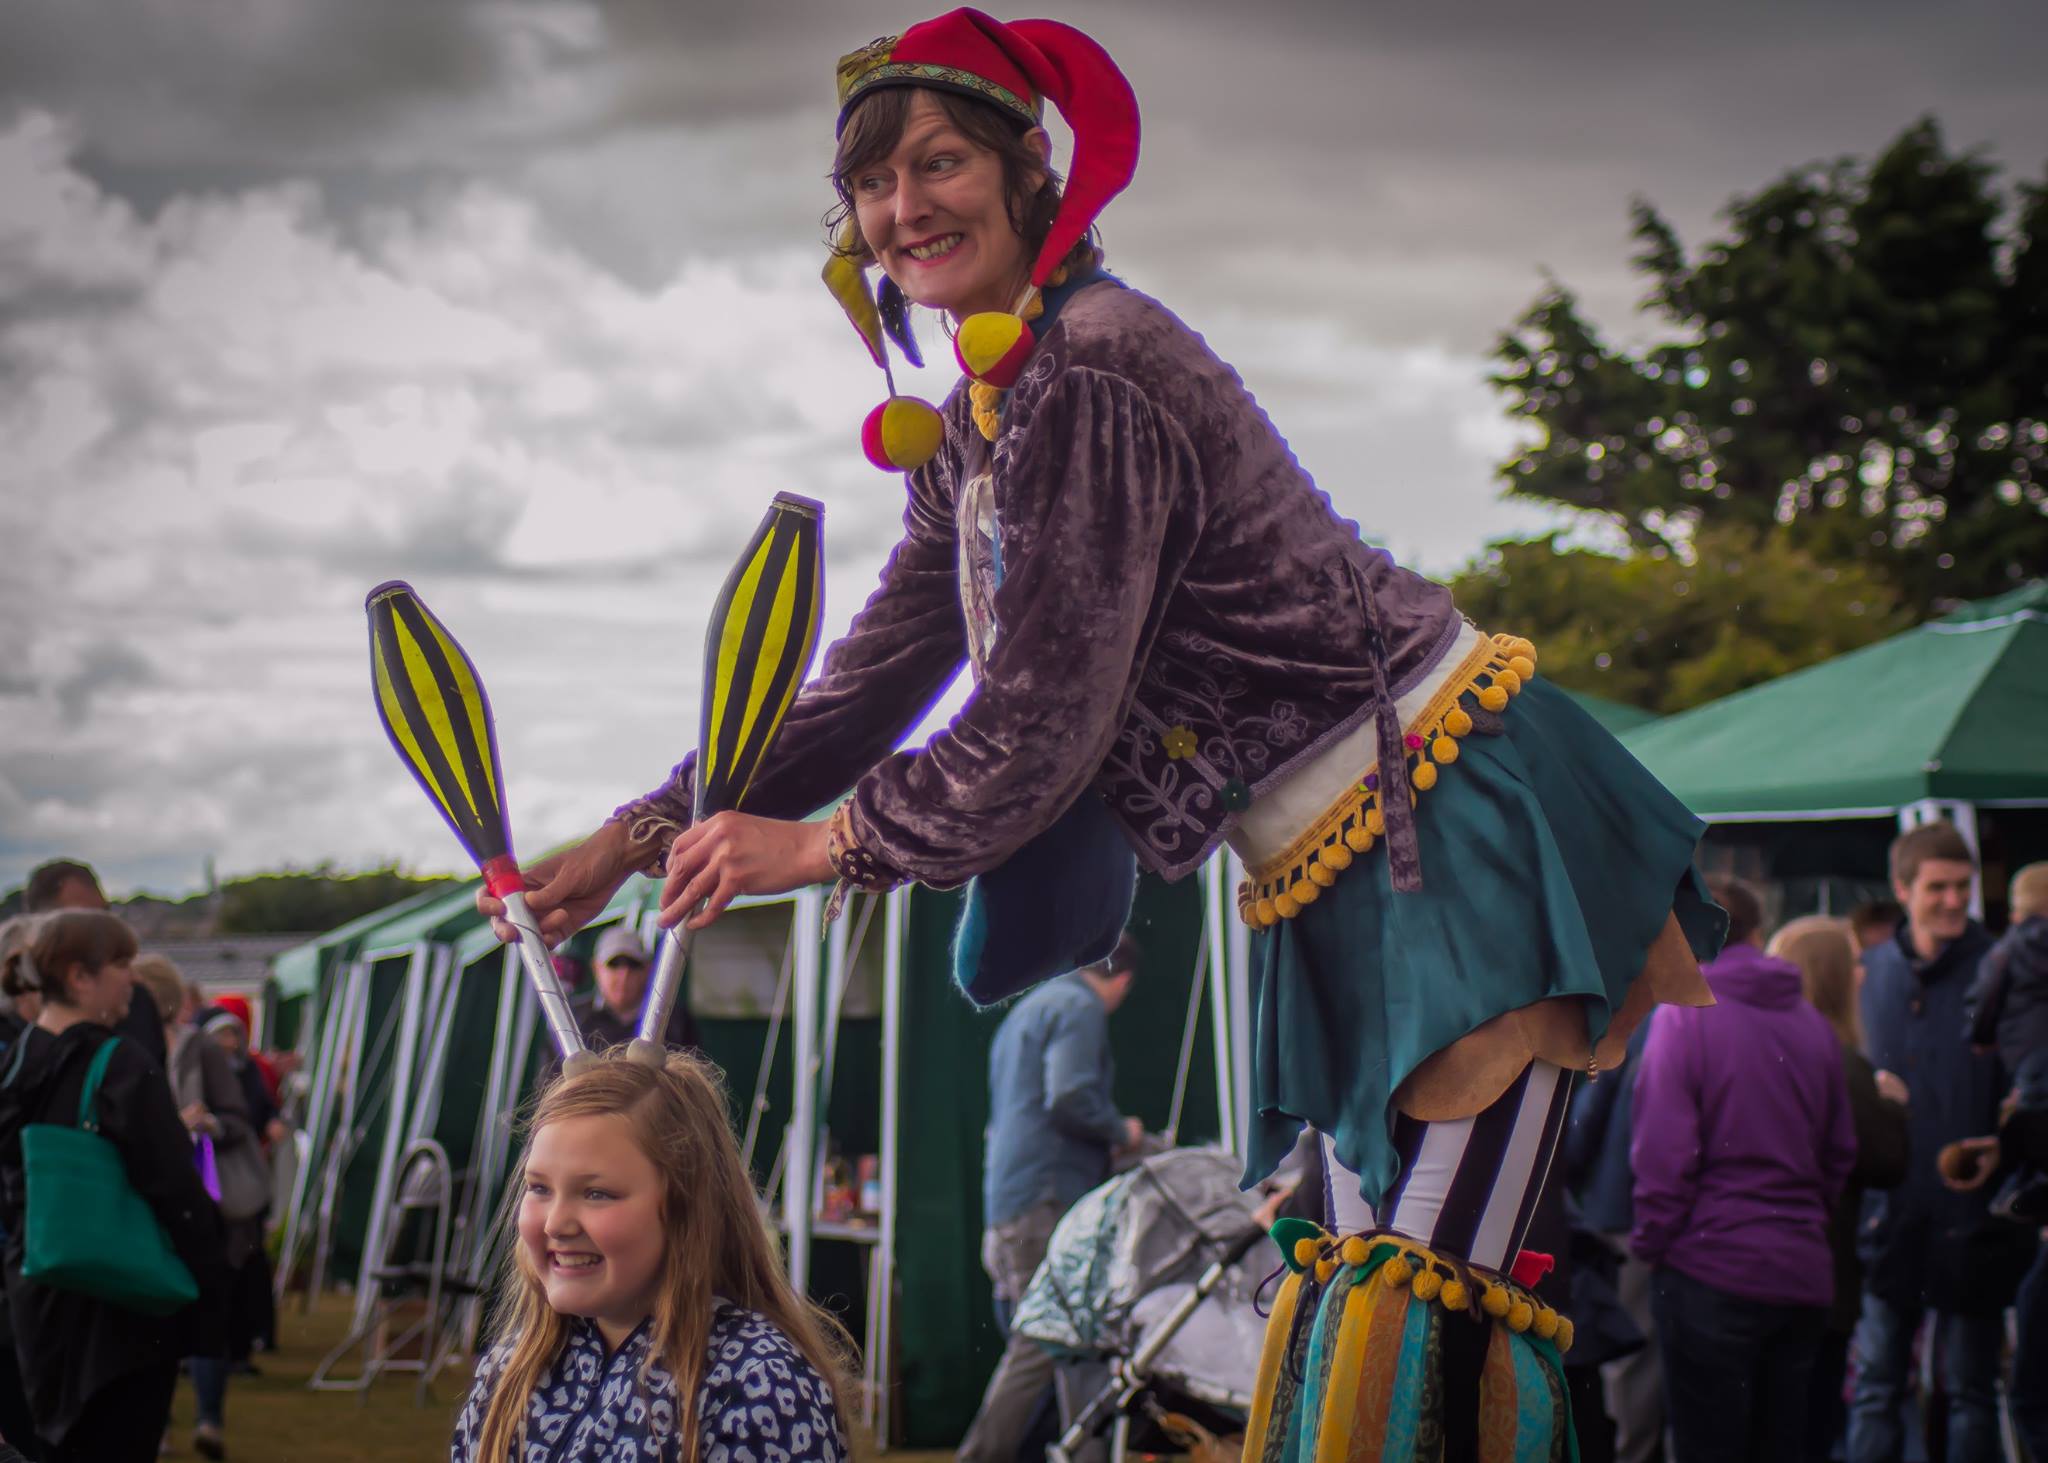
[1323,1058,1574,1272]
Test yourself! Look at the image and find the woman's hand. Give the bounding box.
[475,820,649,949]
[1874,1068,1910,1106]
[657,813,834,931]
[179,1101,215,1135]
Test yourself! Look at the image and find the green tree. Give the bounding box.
[1493,118,2048,610]
[1448,525,1909,715]
[215,865,459,933]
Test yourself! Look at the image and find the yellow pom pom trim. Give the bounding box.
[1508,1300,1534,1332]
[1382,1256,1413,1287]
[1411,1268,1443,1302]
[1555,1317,1575,1353]
[1481,1283,1511,1318]
[1293,1237,1320,1269]
[1314,1259,1337,1286]
[1340,1236,1371,1267]
[1439,1280,1469,1312]
[1234,631,1538,925]
[1534,1307,1560,1341]
[1254,898,1278,927]
[1508,655,1536,681]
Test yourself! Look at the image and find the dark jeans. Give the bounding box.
[189,1355,228,1429]
[2014,1245,2048,1463]
[1650,1264,1824,1463]
[1805,1328,1851,1462]
[43,1365,177,1463]
[1845,1290,2003,1463]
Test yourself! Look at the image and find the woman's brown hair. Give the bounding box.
[5,910,136,1008]
[1768,915,1864,1052]
[826,84,1097,280]
[473,1051,859,1463]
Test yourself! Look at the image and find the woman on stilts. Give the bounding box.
[483,10,1725,1458]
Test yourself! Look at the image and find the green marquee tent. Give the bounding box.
[1620,582,2048,819]
[1558,688,1659,737]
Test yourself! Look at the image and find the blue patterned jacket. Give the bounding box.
[451,1302,848,1462]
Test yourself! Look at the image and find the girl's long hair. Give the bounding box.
[472,1050,858,1463]
[1769,915,1865,1052]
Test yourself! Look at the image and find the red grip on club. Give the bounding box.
[482,856,526,899]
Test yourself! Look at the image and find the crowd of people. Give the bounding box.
[1564,823,2047,1463]
[0,860,290,1462]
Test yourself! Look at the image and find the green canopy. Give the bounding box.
[1620,582,2048,818]
[1558,687,1659,735]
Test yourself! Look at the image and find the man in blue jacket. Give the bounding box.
[1850,823,2039,1463]
[959,934,1143,1463]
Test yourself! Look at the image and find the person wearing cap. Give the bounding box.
[477,10,1723,1447]
[567,926,701,1057]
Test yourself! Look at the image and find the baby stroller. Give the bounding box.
[1008,1147,1272,1462]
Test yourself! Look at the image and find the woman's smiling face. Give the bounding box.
[518,1112,667,1350]
[853,90,1043,319]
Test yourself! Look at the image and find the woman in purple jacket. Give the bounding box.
[1631,879,1857,1461]
[483,10,1726,1450]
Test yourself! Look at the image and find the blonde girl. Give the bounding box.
[451,1051,854,1463]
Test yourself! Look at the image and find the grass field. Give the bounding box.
[161,1293,476,1461]
[157,1291,953,1461]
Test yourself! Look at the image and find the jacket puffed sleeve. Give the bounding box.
[614,449,969,848]
[841,364,1201,887]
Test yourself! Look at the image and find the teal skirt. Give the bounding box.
[1244,676,1725,1210]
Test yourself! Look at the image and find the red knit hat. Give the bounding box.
[825,10,1141,470]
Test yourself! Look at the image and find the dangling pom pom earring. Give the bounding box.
[824,231,943,472]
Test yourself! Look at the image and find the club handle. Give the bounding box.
[637,921,697,1048]
[501,890,587,1059]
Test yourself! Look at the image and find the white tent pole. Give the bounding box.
[867,885,907,1445]
[1224,848,1255,1151]
[352,944,429,1334]
[784,888,824,1296]
[1203,857,1237,1156]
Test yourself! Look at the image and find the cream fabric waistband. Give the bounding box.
[1226,620,1481,868]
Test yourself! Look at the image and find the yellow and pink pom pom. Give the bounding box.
[954,311,1035,387]
[861,396,943,471]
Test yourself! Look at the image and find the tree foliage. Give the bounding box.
[1493,118,2048,611]
[1447,525,1908,715]
[213,865,459,934]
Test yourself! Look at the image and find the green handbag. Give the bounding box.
[11,1035,200,1317]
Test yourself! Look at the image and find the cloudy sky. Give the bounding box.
[3,0,2043,898]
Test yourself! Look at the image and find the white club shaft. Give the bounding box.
[501,890,586,1059]
[637,921,697,1047]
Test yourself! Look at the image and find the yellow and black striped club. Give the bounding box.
[365,581,518,881]
[693,493,825,820]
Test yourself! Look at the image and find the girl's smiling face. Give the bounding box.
[852,89,1044,319]
[519,1112,668,1349]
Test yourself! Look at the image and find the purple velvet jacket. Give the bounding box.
[626,280,1458,888]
